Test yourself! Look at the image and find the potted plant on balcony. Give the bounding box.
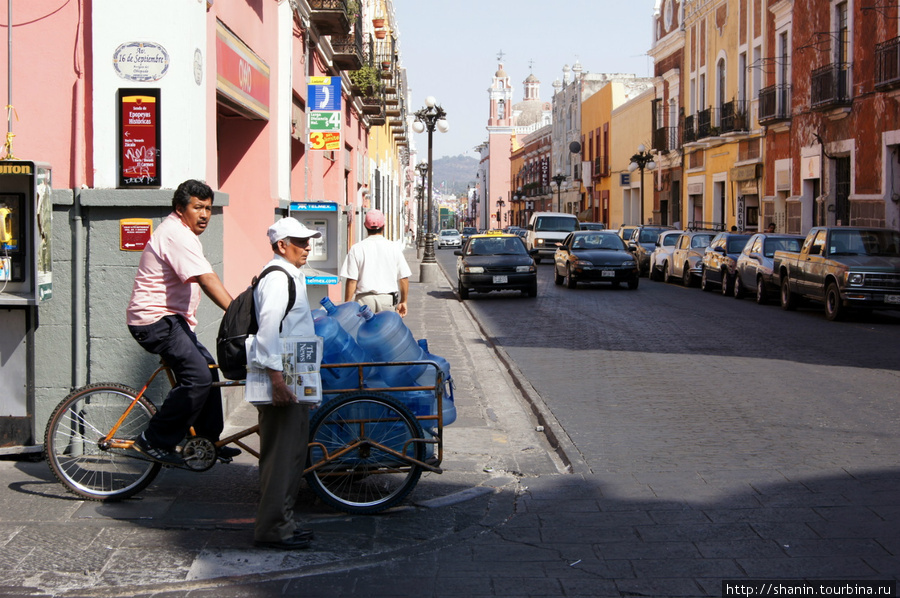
[372,16,385,28]
[349,64,379,96]
[347,0,360,19]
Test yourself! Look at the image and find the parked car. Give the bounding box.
[580,222,606,231]
[774,227,900,320]
[514,228,528,240]
[733,233,805,304]
[628,225,676,276]
[617,225,639,243]
[438,228,462,249]
[553,231,639,290]
[455,232,537,299]
[665,231,715,286]
[699,232,752,295]
[648,230,683,281]
[525,211,580,263]
[460,227,478,244]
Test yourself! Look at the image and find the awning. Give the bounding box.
[577,208,593,222]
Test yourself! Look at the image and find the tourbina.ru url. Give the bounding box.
[722,581,896,596]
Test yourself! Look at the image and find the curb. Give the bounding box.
[430,258,590,477]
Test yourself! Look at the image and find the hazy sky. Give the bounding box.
[393,0,660,160]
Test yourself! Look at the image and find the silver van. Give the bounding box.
[525,212,580,263]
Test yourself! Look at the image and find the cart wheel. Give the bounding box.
[305,391,424,514]
[44,383,162,501]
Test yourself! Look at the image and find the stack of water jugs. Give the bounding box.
[313,298,457,436]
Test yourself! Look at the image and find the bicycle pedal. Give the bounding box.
[217,455,234,464]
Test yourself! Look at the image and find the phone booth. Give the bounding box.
[289,201,347,306]
[0,160,52,452]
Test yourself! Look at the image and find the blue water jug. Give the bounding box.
[356,306,427,386]
[314,314,371,390]
[416,339,456,427]
[320,297,364,339]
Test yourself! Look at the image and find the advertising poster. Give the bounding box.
[118,89,161,188]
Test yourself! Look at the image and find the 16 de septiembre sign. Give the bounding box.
[113,42,170,82]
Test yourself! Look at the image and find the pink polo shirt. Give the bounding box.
[126,211,214,329]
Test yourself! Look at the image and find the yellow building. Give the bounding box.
[581,77,655,228]
[361,1,410,244]
[610,87,656,229]
[681,0,766,231]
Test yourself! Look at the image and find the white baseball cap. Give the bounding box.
[267,218,322,244]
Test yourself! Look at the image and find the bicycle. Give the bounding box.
[43,360,446,514]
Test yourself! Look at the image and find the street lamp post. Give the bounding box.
[415,162,428,258]
[628,144,656,225]
[412,97,449,283]
[512,188,523,227]
[496,197,506,230]
[551,171,567,213]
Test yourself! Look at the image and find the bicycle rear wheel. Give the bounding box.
[306,392,424,514]
[44,383,162,501]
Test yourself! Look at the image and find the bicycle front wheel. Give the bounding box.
[44,383,161,501]
[306,392,424,514]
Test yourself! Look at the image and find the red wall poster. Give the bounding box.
[118,88,161,187]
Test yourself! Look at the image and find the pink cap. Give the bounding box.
[364,209,386,229]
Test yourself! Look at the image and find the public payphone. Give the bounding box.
[0,160,52,450]
[0,160,52,301]
[289,201,347,305]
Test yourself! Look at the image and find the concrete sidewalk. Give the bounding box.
[0,245,563,597]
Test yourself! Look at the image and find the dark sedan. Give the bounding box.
[628,225,676,276]
[455,233,537,299]
[733,233,805,303]
[553,231,639,289]
[700,232,752,295]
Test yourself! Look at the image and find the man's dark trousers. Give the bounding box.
[128,314,224,450]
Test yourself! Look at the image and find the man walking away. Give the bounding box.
[339,209,411,316]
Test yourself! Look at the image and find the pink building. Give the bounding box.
[0,1,409,447]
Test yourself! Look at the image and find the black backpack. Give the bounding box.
[216,265,296,380]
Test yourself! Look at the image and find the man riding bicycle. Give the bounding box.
[125,179,238,465]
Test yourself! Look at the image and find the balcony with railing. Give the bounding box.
[308,0,351,36]
[876,36,900,91]
[811,63,851,109]
[758,84,792,124]
[683,114,697,143]
[653,125,681,152]
[331,14,363,70]
[593,156,609,180]
[696,108,713,138]
[360,95,383,115]
[720,100,749,133]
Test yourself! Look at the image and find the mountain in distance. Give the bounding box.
[427,154,479,196]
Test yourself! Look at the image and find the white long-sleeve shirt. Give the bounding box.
[246,255,314,372]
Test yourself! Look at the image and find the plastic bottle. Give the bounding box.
[356,306,427,386]
[314,314,371,390]
[320,297,364,339]
[416,339,456,427]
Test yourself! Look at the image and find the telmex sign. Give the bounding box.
[0,164,32,174]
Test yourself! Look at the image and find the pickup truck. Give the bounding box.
[773,226,900,320]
